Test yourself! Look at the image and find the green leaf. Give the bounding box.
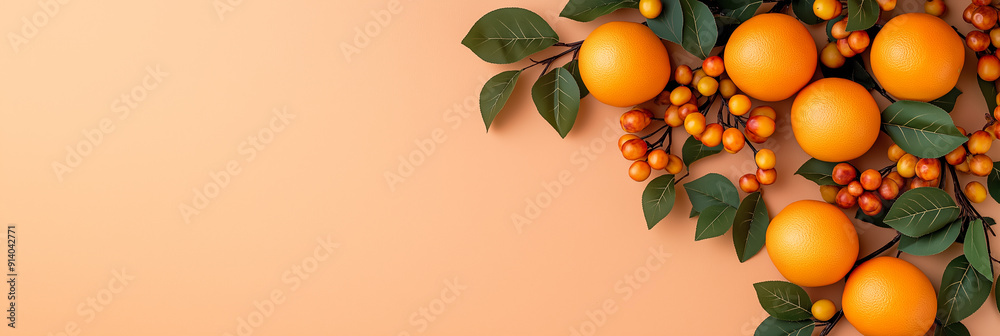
[846,0,879,31]
[479,71,521,131]
[714,15,742,46]
[978,76,998,113]
[929,87,962,113]
[753,281,812,321]
[881,100,968,159]
[695,204,737,240]
[724,0,762,23]
[988,161,1000,203]
[898,220,962,256]
[996,279,999,315]
[794,158,840,186]
[855,203,890,228]
[719,0,754,9]
[937,255,993,326]
[820,58,875,91]
[964,219,993,279]
[733,192,769,262]
[754,317,814,336]
[683,173,739,213]
[643,175,677,229]
[531,68,581,138]
[678,0,718,60]
[791,0,822,25]
[682,135,723,166]
[560,0,640,22]
[884,187,960,238]
[935,322,971,336]
[461,8,559,64]
[647,0,684,45]
[561,60,589,98]
[825,15,845,42]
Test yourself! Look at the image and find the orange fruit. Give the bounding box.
[791,78,880,162]
[765,200,859,287]
[578,22,670,107]
[871,13,964,101]
[843,257,936,336]
[723,14,817,102]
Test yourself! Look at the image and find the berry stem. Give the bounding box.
[850,231,902,273]
[818,310,844,336]
[641,124,670,141]
[522,41,584,74]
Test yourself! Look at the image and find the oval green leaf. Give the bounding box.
[725,0,762,23]
[881,100,968,158]
[791,0,822,25]
[560,0,640,22]
[752,281,812,321]
[898,220,961,256]
[820,57,875,91]
[988,160,1000,203]
[695,204,737,241]
[733,192,769,262]
[647,0,684,44]
[480,70,521,131]
[461,8,559,64]
[964,219,993,279]
[679,0,718,60]
[979,77,998,113]
[794,158,841,186]
[754,316,814,336]
[562,60,589,98]
[643,174,677,229]
[846,0,879,31]
[937,255,993,326]
[531,68,581,138]
[935,322,971,336]
[683,173,739,213]
[884,187,960,238]
[682,135,723,166]
[929,87,962,113]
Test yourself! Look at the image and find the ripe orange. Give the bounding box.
[871,13,964,101]
[723,14,817,102]
[843,257,936,336]
[765,200,859,287]
[578,22,670,107]
[791,78,880,162]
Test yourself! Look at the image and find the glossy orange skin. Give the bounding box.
[871,13,964,101]
[843,257,936,336]
[578,22,670,107]
[766,200,859,287]
[791,78,881,162]
[724,14,817,102]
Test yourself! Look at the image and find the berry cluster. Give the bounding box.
[820,17,870,70]
[821,162,900,216]
[963,0,1000,81]
[618,56,779,189]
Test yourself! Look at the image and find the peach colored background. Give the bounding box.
[0,0,998,335]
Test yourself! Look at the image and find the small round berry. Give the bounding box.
[756,168,777,185]
[965,4,980,23]
[832,163,857,185]
[969,154,994,176]
[723,128,745,154]
[665,105,684,127]
[910,177,940,189]
[685,112,707,137]
[945,145,968,166]
[647,149,668,170]
[813,0,841,20]
[739,174,761,193]
[847,181,864,197]
[876,0,896,11]
[620,108,652,133]
[968,130,993,154]
[915,158,941,181]
[701,123,724,147]
[749,106,777,120]
[991,28,1000,48]
[820,185,840,204]
[972,5,997,30]
[836,187,857,209]
[755,149,776,170]
[728,94,752,116]
[925,0,946,17]
[675,65,693,86]
[966,181,988,203]
[812,299,837,322]
[887,143,906,162]
[621,139,649,160]
[956,157,972,173]
[697,76,719,96]
[702,56,725,77]
[848,31,870,53]
[968,30,991,52]
[860,169,882,191]
[831,19,850,40]
[666,154,684,174]
[745,130,768,143]
[678,103,699,120]
[691,69,708,88]
[619,134,640,150]
[821,42,846,69]
[639,0,663,19]
[746,115,776,138]
[719,79,737,98]
[896,154,918,178]
[879,179,900,200]
[670,86,693,106]
[837,38,857,57]
[858,192,881,213]
[978,55,1000,81]
[629,161,652,182]
[885,172,906,189]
